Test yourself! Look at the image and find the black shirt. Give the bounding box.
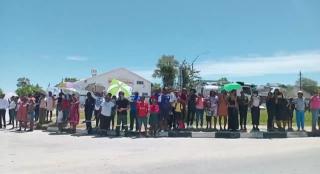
[85,97,95,111]
[116,98,129,115]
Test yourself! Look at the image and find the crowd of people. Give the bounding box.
[0,87,320,136]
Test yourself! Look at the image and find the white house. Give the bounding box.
[75,68,152,97]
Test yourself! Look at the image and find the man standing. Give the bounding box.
[84,92,95,134]
[158,87,171,131]
[293,91,307,131]
[0,94,9,129]
[187,89,197,129]
[136,96,149,136]
[116,91,130,135]
[94,92,104,129]
[129,92,139,131]
[250,91,261,131]
[238,91,249,131]
[46,91,54,122]
[99,93,115,131]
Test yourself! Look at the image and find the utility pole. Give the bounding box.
[299,71,302,90]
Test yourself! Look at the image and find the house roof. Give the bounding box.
[78,68,152,84]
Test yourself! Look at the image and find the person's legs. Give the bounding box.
[200,109,204,128]
[121,113,128,131]
[85,110,93,133]
[0,109,4,128]
[195,109,200,128]
[311,109,318,131]
[111,112,115,130]
[0,109,6,128]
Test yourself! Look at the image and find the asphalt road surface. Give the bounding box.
[1,129,320,174]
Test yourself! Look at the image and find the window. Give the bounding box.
[137,81,144,85]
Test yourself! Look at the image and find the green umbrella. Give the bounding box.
[223,83,241,92]
[107,79,132,97]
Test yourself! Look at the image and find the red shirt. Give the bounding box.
[62,99,70,110]
[150,103,160,113]
[136,101,149,117]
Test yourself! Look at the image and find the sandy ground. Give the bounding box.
[1,129,320,174]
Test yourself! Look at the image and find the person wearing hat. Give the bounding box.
[293,91,307,131]
[0,94,9,129]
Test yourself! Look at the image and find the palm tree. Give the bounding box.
[153,55,179,88]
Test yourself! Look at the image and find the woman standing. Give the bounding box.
[195,93,205,129]
[38,94,47,127]
[149,97,160,137]
[250,91,261,131]
[266,92,275,131]
[276,92,288,131]
[17,97,28,131]
[218,91,228,131]
[227,90,239,131]
[27,98,36,131]
[69,95,80,133]
[309,91,320,132]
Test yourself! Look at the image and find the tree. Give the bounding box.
[152,55,179,88]
[180,61,201,90]
[15,77,44,96]
[217,77,230,85]
[296,77,318,94]
[151,83,161,93]
[0,88,3,96]
[17,77,31,88]
[64,77,78,82]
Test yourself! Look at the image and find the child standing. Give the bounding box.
[149,97,160,137]
[174,98,184,130]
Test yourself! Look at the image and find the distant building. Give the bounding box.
[75,68,152,97]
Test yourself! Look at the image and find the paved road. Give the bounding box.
[1,129,320,174]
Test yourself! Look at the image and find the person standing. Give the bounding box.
[293,91,307,131]
[84,92,95,134]
[250,91,261,131]
[195,93,205,129]
[38,94,47,127]
[136,96,149,136]
[0,94,9,129]
[309,91,320,132]
[129,92,139,131]
[158,88,171,131]
[187,89,197,129]
[266,92,276,131]
[34,94,40,122]
[227,90,239,131]
[27,98,36,131]
[116,91,130,134]
[218,91,228,131]
[69,94,80,133]
[149,97,160,136]
[99,93,115,131]
[275,92,288,131]
[111,96,117,130]
[208,91,219,130]
[94,92,104,129]
[17,97,28,131]
[8,96,17,129]
[46,91,54,122]
[287,98,295,131]
[237,91,249,131]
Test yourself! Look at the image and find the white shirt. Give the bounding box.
[46,97,54,110]
[9,101,16,110]
[100,101,115,117]
[251,96,260,107]
[0,99,9,109]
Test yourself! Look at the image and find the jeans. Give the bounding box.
[311,109,320,131]
[9,109,16,126]
[0,109,6,128]
[267,107,275,130]
[195,109,204,127]
[137,116,148,131]
[295,110,305,130]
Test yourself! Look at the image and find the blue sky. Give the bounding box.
[1,0,320,92]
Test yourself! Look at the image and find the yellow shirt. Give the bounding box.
[174,102,183,113]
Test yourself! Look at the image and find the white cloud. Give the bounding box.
[195,51,320,77]
[66,56,88,61]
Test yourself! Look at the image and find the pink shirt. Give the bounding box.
[310,95,320,109]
